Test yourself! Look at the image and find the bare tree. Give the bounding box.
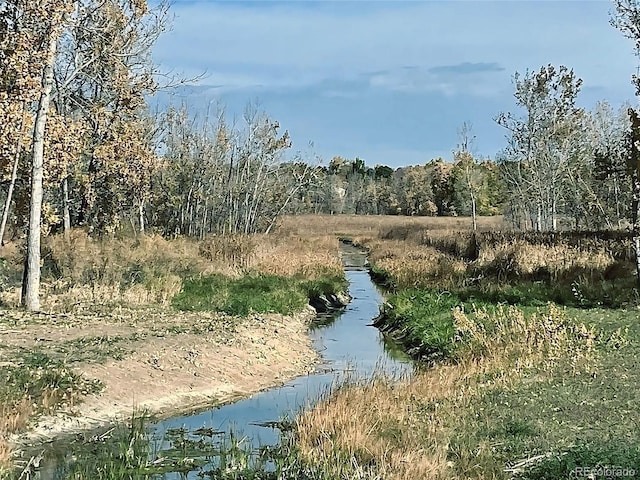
[496,65,583,231]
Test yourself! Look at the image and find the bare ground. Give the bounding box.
[1,305,319,449]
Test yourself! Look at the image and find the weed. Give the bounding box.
[172,274,309,316]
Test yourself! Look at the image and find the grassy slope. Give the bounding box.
[293,218,640,479]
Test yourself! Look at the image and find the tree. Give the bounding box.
[22,2,71,310]
[7,0,165,310]
[628,108,640,285]
[612,0,640,286]
[496,64,584,231]
[452,121,480,231]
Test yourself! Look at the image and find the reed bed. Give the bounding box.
[278,214,506,238]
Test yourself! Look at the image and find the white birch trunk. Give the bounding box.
[0,103,26,246]
[23,31,58,311]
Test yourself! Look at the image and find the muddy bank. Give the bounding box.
[5,299,346,453]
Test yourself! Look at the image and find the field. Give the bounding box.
[278,213,506,237]
[1,214,639,479]
[285,215,640,479]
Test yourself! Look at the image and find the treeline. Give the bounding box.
[287,155,505,218]
[1,2,638,246]
[3,0,640,309]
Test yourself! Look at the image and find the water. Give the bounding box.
[154,269,412,451]
[32,244,413,478]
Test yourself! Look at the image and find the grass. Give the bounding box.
[172,273,348,316]
[356,224,638,308]
[0,229,347,474]
[0,352,103,414]
[374,289,462,362]
[278,214,505,238]
[172,274,309,316]
[0,352,104,479]
[0,229,345,311]
[294,303,635,479]
[288,216,640,479]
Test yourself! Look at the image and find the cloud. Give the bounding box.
[150,0,638,166]
[153,0,635,100]
[429,62,505,76]
[366,64,508,97]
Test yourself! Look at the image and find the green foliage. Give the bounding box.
[172,274,308,316]
[172,273,346,316]
[377,289,462,362]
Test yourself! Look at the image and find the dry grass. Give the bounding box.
[278,214,506,238]
[0,230,342,311]
[360,239,467,289]
[252,234,342,280]
[475,240,616,282]
[0,229,344,473]
[0,398,31,477]
[353,229,629,295]
[295,305,599,479]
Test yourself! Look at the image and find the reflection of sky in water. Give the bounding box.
[152,269,413,478]
[35,255,414,479]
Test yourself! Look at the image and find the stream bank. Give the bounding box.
[15,243,412,479]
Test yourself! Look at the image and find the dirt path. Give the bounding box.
[2,305,319,448]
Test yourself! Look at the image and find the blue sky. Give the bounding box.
[152,0,638,168]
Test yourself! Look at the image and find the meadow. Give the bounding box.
[285,215,640,479]
[2,214,639,479]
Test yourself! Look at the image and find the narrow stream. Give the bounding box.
[154,245,412,450]
[33,244,412,478]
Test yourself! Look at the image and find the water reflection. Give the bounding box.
[154,270,412,451]
[34,252,413,479]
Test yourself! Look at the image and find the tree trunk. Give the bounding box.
[471,194,477,232]
[0,104,26,246]
[63,176,71,243]
[629,108,640,288]
[22,29,58,311]
[138,199,145,235]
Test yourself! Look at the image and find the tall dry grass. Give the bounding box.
[0,229,343,311]
[354,227,632,294]
[295,305,599,479]
[278,214,506,238]
[252,234,343,280]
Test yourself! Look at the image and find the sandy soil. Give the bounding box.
[2,305,320,449]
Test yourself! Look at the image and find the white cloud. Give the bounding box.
[150,0,639,166]
[153,0,636,97]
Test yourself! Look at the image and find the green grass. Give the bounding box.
[376,289,462,362]
[443,307,640,479]
[369,250,640,478]
[172,273,347,316]
[0,351,102,413]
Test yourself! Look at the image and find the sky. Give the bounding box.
[151,0,639,168]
